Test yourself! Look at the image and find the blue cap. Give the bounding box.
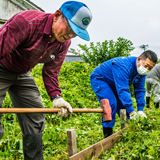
[60,1,92,41]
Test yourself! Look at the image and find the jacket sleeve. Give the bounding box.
[112,62,135,114]
[42,41,71,99]
[133,75,146,111]
[0,14,29,59]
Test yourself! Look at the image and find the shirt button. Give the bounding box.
[40,56,42,59]
[48,42,50,43]
[49,35,51,37]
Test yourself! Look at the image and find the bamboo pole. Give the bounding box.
[0,108,103,113]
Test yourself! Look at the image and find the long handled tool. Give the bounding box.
[0,99,112,122]
[0,108,103,113]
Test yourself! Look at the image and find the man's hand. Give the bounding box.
[130,112,138,120]
[52,98,72,118]
[137,111,147,118]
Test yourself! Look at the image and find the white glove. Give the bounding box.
[130,112,138,120]
[53,98,72,118]
[137,111,147,118]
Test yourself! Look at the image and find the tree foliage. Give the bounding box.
[69,37,135,66]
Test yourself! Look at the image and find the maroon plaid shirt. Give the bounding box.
[0,10,71,99]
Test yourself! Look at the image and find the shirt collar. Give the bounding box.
[43,13,54,35]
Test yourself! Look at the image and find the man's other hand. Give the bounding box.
[137,111,147,118]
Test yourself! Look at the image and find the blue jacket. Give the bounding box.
[94,56,146,113]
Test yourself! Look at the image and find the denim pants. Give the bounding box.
[90,71,129,128]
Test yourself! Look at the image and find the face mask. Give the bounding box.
[137,65,150,75]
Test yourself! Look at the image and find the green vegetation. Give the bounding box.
[102,106,160,160]
[0,62,160,160]
[69,37,135,66]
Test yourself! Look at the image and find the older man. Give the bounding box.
[90,50,157,138]
[0,1,92,159]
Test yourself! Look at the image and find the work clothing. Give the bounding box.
[130,112,138,120]
[130,111,147,120]
[90,57,146,128]
[146,63,160,81]
[103,127,113,138]
[23,133,44,160]
[0,64,45,135]
[146,78,160,103]
[137,111,147,118]
[0,10,71,98]
[0,1,92,157]
[146,63,160,104]
[146,97,150,108]
[53,98,72,117]
[0,10,71,159]
[154,102,159,109]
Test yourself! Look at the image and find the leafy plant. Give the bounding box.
[101,101,160,160]
[69,37,135,66]
[0,62,159,160]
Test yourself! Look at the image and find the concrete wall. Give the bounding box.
[0,0,22,20]
[0,0,44,27]
[0,0,44,23]
[64,55,84,62]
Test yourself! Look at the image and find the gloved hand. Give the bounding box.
[52,98,72,118]
[137,111,147,118]
[130,112,138,120]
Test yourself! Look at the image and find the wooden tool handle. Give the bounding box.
[0,108,103,113]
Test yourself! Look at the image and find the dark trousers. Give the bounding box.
[0,64,45,137]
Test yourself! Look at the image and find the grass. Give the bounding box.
[0,62,159,160]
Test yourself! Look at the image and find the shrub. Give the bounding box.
[1,62,159,160]
[69,37,135,66]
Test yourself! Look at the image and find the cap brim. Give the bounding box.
[68,20,90,41]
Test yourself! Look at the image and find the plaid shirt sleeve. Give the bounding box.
[0,14,29,59]
[42,41,71,99]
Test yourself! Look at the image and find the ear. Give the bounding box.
[53,10,63,22]
[136,57,142,68]
[137,57,141,62]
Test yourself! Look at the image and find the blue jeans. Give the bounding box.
[90,71,129,128]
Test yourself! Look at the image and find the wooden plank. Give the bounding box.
[69,129,125,160]
[120,109,127,129]
[67,129,77,157]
